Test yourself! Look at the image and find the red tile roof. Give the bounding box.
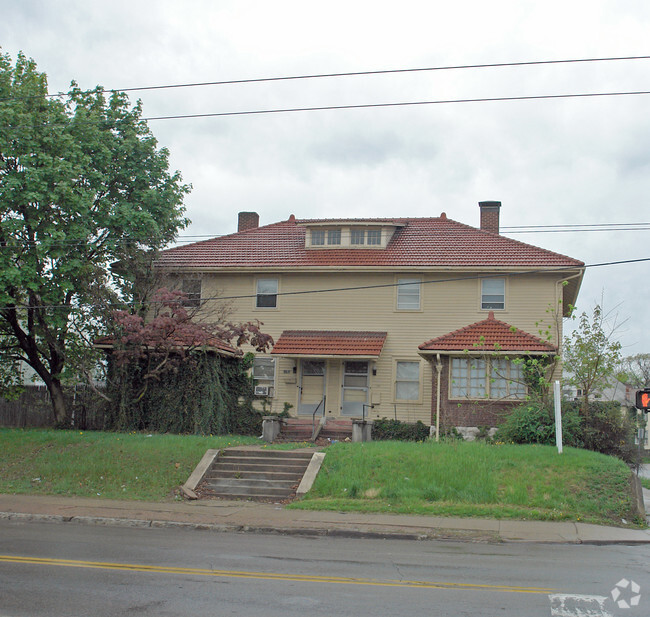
[418,312,556,353]
[156,216,584,270]
[94,335,238,356]
[271,331,387,356]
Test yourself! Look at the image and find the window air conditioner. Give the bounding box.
[254,385,271,396]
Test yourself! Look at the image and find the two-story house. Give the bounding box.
[155,201,584,434]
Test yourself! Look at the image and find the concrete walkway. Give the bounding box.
[1,492,649,545]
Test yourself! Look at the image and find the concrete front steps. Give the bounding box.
[280,417,353,441]
[202,448,315,500]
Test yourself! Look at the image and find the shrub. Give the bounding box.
[497,399,638,465]
[497,401,581,446]
[372,418,430,441]
[563,401,638,466]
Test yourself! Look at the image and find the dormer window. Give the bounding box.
[327,229,341,245]
[367,230,381,245]
[303,221,398,249]
[350,228,382,246]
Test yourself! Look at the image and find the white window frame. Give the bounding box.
[351,229,365,245]
[311,230,325,246]
[481,278,505,310]
[367,229,381,245]
[450,357,526,400]
[327,229,341,245]
[252,357,275,396]
[395,361,420,401]
[256,278,278,309]
[397,278,421,310]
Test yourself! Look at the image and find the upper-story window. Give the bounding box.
[311,230,325,246]
[304,223,393,249]
[327,229,341,245]
[350,228,382,245]
[181,279,201,308]
[397,278,421,310]
[367,229,381,245]
[481,278,505,310]
[256,278,278,308]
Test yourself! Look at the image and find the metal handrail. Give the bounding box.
[362,403,375,422]
[312,396,326,433]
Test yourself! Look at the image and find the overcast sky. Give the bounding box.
[2,0,649,354]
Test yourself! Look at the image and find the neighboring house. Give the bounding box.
[561,379,637,406]
[155,201,584,433]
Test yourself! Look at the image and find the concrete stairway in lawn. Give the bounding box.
[202,448,315,500]
[280,417,353,442]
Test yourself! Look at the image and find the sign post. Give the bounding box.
[554,380,563,454]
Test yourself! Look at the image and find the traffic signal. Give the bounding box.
[636,389,650,412]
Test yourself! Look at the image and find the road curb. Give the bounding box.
[2,510,648,545]
[0,510,493,542]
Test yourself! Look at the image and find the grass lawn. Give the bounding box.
[0,428,261,501]
[0,429,643,527]
[641,478,650,491]
[289,441,644,528]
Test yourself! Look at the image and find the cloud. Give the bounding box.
[2,0,650,353]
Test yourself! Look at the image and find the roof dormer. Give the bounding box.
[301,220,402,249]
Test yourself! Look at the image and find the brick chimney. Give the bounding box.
[479,201,501,234]
[238,211,259,232]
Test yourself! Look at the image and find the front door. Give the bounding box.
[298,360,326,415]
[341,361,369,416]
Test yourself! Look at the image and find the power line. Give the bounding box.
[3,54,648,102]
[506,226,650,234]
[502,222,650,230]
[3,88,650,134]
[0,221,648,251]
[197,258,646,303]
[0,222,648,252]
[142,90,650,122]
[3,257,648,311]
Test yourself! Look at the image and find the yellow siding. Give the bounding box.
[164,270,563,424]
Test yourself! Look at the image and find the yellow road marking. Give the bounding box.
[0,554,555,594]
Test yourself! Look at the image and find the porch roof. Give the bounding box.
[94,335,238,356]
[418,311,556,355]
[271,330,387,357]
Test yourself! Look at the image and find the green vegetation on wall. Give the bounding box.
[105,351,262,435]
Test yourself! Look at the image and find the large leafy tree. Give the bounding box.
[0,51,190,423]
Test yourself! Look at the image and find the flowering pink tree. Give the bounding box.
[109,288,273,402]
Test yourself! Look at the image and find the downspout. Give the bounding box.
[435,353,443,442]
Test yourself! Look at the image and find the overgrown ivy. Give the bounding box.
[104,351,263,435]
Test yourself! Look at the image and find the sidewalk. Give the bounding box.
[1,492,649,545]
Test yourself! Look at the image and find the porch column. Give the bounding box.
[352,419,373,442]
[262,416,281,442]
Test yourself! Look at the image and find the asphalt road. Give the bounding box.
[0,520,649,617]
